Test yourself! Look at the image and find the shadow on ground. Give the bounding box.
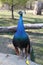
[0,36,16,54]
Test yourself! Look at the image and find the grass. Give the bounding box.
[0,10,43,65]
[0,10,43,26]
[28,29,43,65]
[0,18,18,26]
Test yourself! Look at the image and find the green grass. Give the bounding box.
[0,10,43,26]
[0,18,18,26]
[28,29,43,65]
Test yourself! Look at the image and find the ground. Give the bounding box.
[0,35,14,54]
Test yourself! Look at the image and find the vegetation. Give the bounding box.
[0,10,43,26]
[29,29,43,65]
[0,0,28,19]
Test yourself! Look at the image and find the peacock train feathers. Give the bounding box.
[12,11,30,52]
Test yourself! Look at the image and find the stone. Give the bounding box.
[0,53,40,65]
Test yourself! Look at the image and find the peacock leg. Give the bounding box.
[15,47,19,55]
[25,45,29,59]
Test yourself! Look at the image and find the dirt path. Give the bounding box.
[0,35,15,55]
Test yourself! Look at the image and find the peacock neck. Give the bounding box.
[17,15,25,34]
[14,13,27,39]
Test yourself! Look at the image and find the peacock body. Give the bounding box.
[13,11,30,52]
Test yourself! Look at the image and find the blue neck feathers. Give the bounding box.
[14,13,27,39]
[17,15,25,34]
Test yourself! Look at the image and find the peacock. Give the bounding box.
[12,11,30,58]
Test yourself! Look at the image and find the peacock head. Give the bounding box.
[18,11,23,16]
